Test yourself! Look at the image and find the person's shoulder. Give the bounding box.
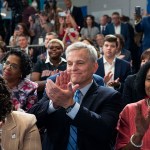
[11,111,36,126]
[116,57,130,65]
[73,5,81,10]
[123,99,145,111]
[106,23,113,27]
[20,78,38,89]
[126,74,136,81]
[97,57,103,63]
[24,78,38,86]
[97,85,119,96]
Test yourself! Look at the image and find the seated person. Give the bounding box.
[28,42,122,150]
[115,34,131,62]
[31,39,67,98]
[115,62,150,149]
[95,35,131,93]
[0,76,42,150]
[2,49,38,111]
[122,48,150,107]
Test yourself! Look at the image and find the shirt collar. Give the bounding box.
[103,56,116,64]
[79,81,93,97]
[45,57,67,65]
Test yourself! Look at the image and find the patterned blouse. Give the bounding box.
[10,78,38,111]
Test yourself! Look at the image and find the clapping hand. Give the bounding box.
[108,78,120,88]
[46,71,79,108]
[135,102,150,137]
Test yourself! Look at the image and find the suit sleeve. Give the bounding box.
[27,93,50,128]
[22,115,42,150]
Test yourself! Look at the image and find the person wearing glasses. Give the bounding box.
[2,49,38,112]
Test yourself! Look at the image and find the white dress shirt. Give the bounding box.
[103,56,116,83]
[114,24,121,34]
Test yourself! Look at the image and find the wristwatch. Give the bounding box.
[65,102,76,113]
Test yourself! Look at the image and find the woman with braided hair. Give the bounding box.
[0,76,42,150]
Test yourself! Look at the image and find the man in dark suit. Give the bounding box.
[97,15,109,34]
[104,12,131,51]
[28,42,122,150]
[64,0,84,29]
[95,35,131,93]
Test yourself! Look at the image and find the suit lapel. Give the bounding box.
[81,81,99,109]
[114,58,121,80]
[2,113,19,150]
[97,58,105,77]
[111,24,115,34]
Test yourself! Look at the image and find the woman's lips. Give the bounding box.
[3,71,11,76]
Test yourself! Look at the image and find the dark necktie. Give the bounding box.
[101,26,105,33]
[67,90,81,150]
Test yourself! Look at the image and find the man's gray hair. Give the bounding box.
[65,42,98,62]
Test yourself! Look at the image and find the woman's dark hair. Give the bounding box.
[0,76,12,122]
[84,15,95,27]
[135,61,150,97]
[17,23,30,36]
[80,37,95,46]
[3,49,32,79]
[30,14,36,23]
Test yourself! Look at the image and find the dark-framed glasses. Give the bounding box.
[3,61,20,70]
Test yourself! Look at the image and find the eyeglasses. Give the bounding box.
[3,61,20,70]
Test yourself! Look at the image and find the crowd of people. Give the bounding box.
[0,0,150,149]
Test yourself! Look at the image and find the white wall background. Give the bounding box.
[58,0,147,21]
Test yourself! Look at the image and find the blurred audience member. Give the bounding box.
[95,34,104,56]
[80,15,99,41]
[59,12,78,45]
[22,0,36,27]
[64,0,84,28]
[9,23,30,47]
[135,13,150,52]
[104,12,131,51]
[115,34,131,62]
[38,11,54,39]
[18,34,39,63]
[122,49,150,107]
[28,14,40,44]
[97,15,109,34]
